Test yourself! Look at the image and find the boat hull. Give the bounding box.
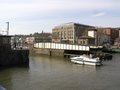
[70,55,102,66]
[71,59,101,66]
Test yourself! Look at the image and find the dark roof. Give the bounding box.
[54,22,95,29]
[87,28,97,31]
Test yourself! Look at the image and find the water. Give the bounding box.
[0,54,120,90]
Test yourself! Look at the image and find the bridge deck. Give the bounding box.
[34,43,102,51]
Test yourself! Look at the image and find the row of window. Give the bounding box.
[53,31,74,39]
[53,26,73,30]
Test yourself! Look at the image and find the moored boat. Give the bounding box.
[70,55,102,66]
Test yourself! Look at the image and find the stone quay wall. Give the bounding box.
[31,48,64,57]
[0,49,29,67]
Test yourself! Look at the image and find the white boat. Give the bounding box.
[70,55,102,66]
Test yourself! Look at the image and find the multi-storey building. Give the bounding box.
[119,28,120,37]
[113,28,120,48]
[96,28,119,44]
[114,38,120,48]
[78,29,97,45]
[78,28,110,46]
[52,22,118,46]
[52,22,94,44]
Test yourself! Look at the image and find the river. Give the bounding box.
[0,54,120,90]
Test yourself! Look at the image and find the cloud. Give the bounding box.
[0,0,118,19]
[0,0,116,13]
[0,0,120,35]
[0,0,114,20]
[93,12,106,17]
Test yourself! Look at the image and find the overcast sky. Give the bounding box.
[0,0,120,35]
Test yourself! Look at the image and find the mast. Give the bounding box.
[6,22,9,35]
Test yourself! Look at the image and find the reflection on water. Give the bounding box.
[0,54,120,90]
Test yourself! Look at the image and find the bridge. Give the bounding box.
[34,43,103,51]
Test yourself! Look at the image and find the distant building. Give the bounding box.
[97,31,110,46]
[118,28,120,37]
[11,35,24,49]
[25,36,35,44]
[10,32,52,49]
[78,36,95,45]
[114,38,120,48]
[34,32,52,43]
[78,29,97,45]
[78,28,110,46]
[96,28,119,44]
[52,22,94,44]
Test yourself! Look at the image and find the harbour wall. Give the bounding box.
[31,48,89,57]
[31,48,64,57]
[0,49,29,67]
[31,48,113,60]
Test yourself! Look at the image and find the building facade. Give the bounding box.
[34,32,52,43]
[77,29,97,45]
[96,28,119,44]
[52,22,94,44]
[52,22,116,46]
[114,38,120,48]
[25,36,35,44]
[119,29,120,38]
[97,32,110,46]
[78,28,110,46]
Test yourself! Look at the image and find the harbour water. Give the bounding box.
[0,54,120,90]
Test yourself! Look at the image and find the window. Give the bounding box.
[80,41,82,44]
[83,41,85,45]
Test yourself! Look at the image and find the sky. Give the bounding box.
[0,0,120,35]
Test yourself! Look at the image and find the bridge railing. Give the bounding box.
[34,43,90,51]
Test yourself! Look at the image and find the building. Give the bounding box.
[52,22,117,46]
[96,28,119,44]
[97,31,110,46]
[34,32,52,43]
[11,35,24,49]
[25,36,35,45]
[52,22,94,44]
[78,36,95,45]
[113,28,120,48]
[78,29,97,45]
[78,28,110,46]
[114,38,120,48]
[119,29,120,37]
